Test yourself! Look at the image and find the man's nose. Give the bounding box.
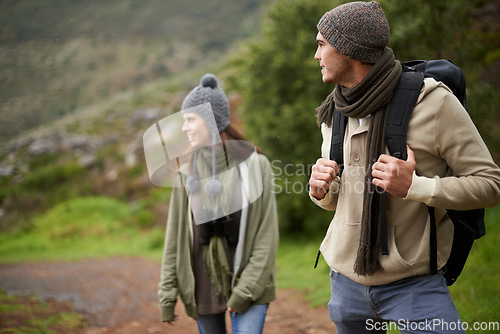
[314,49,320,61]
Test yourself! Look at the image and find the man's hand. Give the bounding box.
[372,146,416,198]
[309,158,339,200]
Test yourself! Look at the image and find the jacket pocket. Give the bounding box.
[383,226,417,276]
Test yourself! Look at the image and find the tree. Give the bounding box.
[225,0,344,235]
[381,0,476,62]
[381,0,499,158]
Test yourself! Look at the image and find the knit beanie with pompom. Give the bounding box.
[181,73,230,134]
[182,74,230,198]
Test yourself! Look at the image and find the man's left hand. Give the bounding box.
[372,145,416,198]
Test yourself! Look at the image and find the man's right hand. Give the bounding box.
[309,158,338,200]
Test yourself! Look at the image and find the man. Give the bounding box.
[308,1,500,333]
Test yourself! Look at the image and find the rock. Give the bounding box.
[28,138,56,156]
[78,154,97,168]
[0,165,14,177]
[131,108,160,124]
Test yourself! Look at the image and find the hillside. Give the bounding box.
[0,0,268,143]
[0,0,498,235]
[0,0,270,231]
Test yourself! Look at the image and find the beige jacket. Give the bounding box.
[312,78,500,286]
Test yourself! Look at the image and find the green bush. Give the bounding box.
[466,83,500,159]
[21,162,85,191]
[33,196,130,239]
[226,0,339,235]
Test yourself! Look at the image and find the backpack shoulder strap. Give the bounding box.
[386,70,425,160]
[380,70,425,258]
[330,107,347,177]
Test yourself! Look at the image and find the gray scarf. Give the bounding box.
[316,48,402,276]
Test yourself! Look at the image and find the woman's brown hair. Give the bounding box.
[220,124,264,160]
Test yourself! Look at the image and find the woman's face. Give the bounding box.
[182,112,211,148]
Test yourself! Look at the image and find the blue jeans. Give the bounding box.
[328,270,464,334]
[197,304,268,334]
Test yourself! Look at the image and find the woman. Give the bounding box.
[158,73,279,334]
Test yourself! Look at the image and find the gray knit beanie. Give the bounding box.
[181,73,230,134]
[317,1,390,64]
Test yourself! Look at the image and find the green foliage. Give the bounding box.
[129,187,171,229]
[0,288,87,333]
[0,157,88,225]
[381,0,479,63]
[129,201,155,228]
[466,83,500,157]
[21,162,85,191]
[381,0,500,159]
[449,206,500,327]
[27,152,60,170]
[0,196,166,263]
[226,0,343,234]
[33,196,130,239]
[276,236,330,307]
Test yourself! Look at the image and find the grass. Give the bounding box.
[0,196,165,263]
[0,288,87,333]
[276,235,331,307]
[448,207,500,326]
[0,197,499,333]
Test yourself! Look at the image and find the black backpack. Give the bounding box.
[329,59,485,286]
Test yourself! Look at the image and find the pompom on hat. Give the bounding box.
[317,1,390,64]
[181,73,230,134]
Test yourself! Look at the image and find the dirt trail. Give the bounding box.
[0,257,336,333]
